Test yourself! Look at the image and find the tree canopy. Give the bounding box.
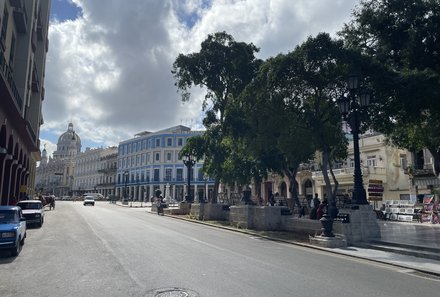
[340,0,440,174]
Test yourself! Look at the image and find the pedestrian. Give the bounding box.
[299,206,306,218]
[317,204,325,220]
[268,191,275,206]
[312,193,320,209]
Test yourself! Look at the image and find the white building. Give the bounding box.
[35,123,81,197]
[116,125,214,202]
[264,133,426,209]
[73,146,118,198]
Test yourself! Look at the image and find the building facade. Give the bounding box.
[262,133,424,209]
[73,146,117,198]
[116,125,214,202]
[35,123,81,197]
[0,0,51,204]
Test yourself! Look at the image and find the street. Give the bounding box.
[0,202,438,297]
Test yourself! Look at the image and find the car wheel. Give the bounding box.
[11,237,21,257]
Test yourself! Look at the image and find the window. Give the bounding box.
[146,169,150,181]
[155,138,160,147]
[166,152,172,162]
[167,138,172,146]
[176,168,183,181]
[198,170,204,181]
[154,169,160,181]
[155,152,160,162]
[348,158,354,168]
[9,34,15,68]
[146,153,150,164]
[177,138,183,146]
[141,154,145,165]
[367,155,377,167]
[1,8,8,47]
[128,144,132,154]
[142,140,146,150]
[165,168,172,181]
[400,154,407,168]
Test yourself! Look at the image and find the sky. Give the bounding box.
[42,0,361,158]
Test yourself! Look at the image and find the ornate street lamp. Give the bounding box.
[338,74,371,205]
[183,154,196,203]
[123,170,129,203]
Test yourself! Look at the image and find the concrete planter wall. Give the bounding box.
[333,205,381,244]
[229,205,283,230]
[190,203,228,221]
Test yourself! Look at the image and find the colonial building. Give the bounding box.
[116,125,214,202]
[35,123,81,197]
[73,146,117,198]
[0,0,51,204]
[263,133,425,209]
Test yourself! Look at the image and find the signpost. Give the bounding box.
[368,179,384,209]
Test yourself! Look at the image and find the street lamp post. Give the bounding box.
[123,170,129,203]
[183,154,196,203]
[338,74,371,205]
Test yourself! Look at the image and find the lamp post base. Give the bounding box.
[320,214,335,237]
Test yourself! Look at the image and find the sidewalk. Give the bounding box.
[114,202,440,276]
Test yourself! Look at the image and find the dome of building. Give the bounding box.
[53,123,81,159]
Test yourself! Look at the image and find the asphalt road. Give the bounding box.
[0,201,438,297]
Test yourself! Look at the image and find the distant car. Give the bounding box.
[16,200,45,227]
[83,196,95,206]
[0,206,27,256]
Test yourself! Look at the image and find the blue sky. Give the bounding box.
[50,0,82,22]
[41,0,360,158]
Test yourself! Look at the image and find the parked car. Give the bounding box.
[83,196,95,206]
[16,200,45,227]
[0,206,27,256]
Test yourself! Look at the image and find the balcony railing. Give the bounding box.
[98,167,117,174]
[313,167,363,177]
[0,50,23,111]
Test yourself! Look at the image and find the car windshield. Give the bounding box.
[18,203,41,210]
[0,210,17,224]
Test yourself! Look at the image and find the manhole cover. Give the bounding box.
[145,287,200,297]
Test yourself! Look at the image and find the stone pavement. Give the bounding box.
[115,201,440,276]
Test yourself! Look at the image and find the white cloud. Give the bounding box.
[42,0,359,155]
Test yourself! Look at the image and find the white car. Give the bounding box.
[83,196,95,206]
[16,200,45,227]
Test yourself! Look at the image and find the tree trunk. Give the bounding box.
[211,179,220,204]
[321,150,335,207]
[283,166,301,213]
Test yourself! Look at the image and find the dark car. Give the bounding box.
[0,206,27,256]
[16,200,45,227]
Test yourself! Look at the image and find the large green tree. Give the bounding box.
[172,32,262,201]
[340,0,440,174]
[237,33,353,214]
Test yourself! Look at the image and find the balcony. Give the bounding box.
[97,167,117,174]
[0,51,23,111]
[10,0,28,34]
